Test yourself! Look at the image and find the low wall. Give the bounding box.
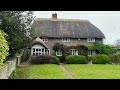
[0,56,21,79]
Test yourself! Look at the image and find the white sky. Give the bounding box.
[33,11,120,45]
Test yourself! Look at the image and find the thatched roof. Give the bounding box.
[32,37,48,48]
[32,18,105,38]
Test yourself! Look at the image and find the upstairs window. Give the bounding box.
[87,38,95,42]
[42,37,48,42]
[62,38,70,42]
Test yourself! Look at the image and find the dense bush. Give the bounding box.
[52,56,60,65]
[0,30,9,64]
[30,55,52,64]
[21,49,30,62]
[109,54,120,63]
[65,55,87,64]
[90,54,110,64]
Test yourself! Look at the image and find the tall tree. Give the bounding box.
[0,11,34,57]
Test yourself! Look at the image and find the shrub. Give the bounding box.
[65,55,87,64]
[90,54,110,64]
[30,55,52,64]
[0,30,9,64]
[109,54,120,63]
[52,56,60,65]
[21,49,30,62]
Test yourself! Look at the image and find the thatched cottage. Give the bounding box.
[31,13,105,57]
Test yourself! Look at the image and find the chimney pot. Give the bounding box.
[52,13,57,19]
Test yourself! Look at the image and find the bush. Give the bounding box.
[30,55,52,64]
[65,55,87,64]
[109,54,120,63]
[90,54,110,64]
[0,30,9,64]
[21,49,30,62]
[52,56,60,65]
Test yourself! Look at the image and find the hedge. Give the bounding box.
[90,54,110,64]
[65,55,87,64]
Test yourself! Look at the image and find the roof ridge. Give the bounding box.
[34,18,89,22]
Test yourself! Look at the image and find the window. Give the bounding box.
[42,37,48,42]
[32,48,45,56]
[87,38,95,42]
[62,38,70,42]
[88,50,96,56]
[56,50,62,56]
[45,49,50,55]
[71,49,78,55]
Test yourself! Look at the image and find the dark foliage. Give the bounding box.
[21,49,30,62]
[30,55,52,64]
[109,54,120,63]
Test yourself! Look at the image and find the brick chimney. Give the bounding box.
[52,13,57,19]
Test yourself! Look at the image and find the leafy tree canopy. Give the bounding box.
[0,11,34,57]
[91,42,116,55]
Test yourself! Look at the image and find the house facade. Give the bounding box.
[31,13,105,56]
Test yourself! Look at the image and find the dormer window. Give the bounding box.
[87,38,95,42]
[42,37,48,42]
[62,38,70,42]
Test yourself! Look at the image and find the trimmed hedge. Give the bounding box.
[30,55,52,64]
[90,54,110,64]
[109,54,120,63]
[52,56,60,65]
[65,55,87,64]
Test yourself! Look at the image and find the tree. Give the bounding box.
[0,11,34,57]
[0,30,9,64]
[115,39,120,49]
[91,42,115,55]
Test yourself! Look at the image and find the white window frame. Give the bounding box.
[88,50,96,56]
[87,38,95,42]
[42,37,48,42]
[62,38,70,42]
[71,49,78,55]
[56,50,62,56]
[32,48,46,56]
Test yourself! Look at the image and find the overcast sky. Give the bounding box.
[33,11,120,45]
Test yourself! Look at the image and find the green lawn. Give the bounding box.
[63,64,120,79]
[9,64,120,79]
[10,64,68,79]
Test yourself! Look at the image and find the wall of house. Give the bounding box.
[43,38,102,55]
[45,38,103,49]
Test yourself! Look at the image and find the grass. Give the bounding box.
[10,64,68,79]
[116,51,120,54]
[63,64,120,79]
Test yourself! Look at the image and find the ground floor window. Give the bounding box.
[71,49,78,55]
[56,50,62,56]
[45,49,50,55]
[88,50,96,56]
[32,48,50,56]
